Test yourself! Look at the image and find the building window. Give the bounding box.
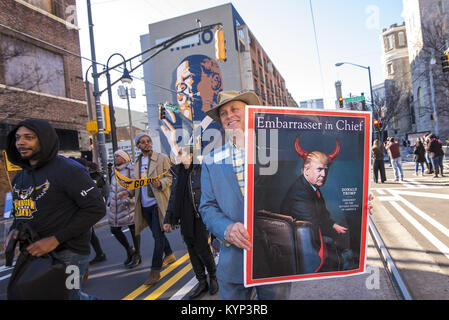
[398,32,406,47]
[386,34,394,50]
[1,35,66,97]
[387,63,394,75]
[23,0,53,13]
[417,87,424,115]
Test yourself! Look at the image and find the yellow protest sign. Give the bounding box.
[2,151,22,171]
[114,167,169,190]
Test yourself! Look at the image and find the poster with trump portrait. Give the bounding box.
[244,107,372,286]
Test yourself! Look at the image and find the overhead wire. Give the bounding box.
[309,0,326,100]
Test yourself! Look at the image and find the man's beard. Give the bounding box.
[21,149,41,161]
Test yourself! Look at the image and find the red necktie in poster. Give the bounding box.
[314,188,328,272]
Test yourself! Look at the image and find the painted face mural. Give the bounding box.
[161,54,223,158]
[175,55,223,120]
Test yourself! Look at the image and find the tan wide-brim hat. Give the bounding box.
[205,90,261,125]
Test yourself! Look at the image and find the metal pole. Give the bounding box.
[106,69,119,152]
[125,87,135,162]
[429,55,439,137]
[86,0,110,196]
[368,66,374,113]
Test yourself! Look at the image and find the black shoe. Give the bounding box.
[90,253,106,265]
[124,248,135,266]
[126,252,142,269]
[189,280,208,300]
[209,276,218,295]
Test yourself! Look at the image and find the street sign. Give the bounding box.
[163,102,179,112]
[344,96,365,103]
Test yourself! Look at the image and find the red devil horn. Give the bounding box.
[294,136,309,160]
[327,139,340,164]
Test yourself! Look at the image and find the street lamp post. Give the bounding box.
[104,53,133,153]
[84,64,100,165]
[429,51,439,137]
[336,61,377,139]
[118,85,136,162]
[335,62,374,114]
[86,0,109,196]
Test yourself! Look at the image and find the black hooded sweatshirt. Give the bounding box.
[6,119,106,255]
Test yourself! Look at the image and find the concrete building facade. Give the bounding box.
[140,3,296,155]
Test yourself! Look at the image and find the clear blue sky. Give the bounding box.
[76,0,404,110]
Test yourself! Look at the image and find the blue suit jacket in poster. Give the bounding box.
[199,142,245,284]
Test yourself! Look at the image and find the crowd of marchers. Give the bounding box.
[4,90,375,300]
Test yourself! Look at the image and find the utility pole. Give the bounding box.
[86,0,110,195]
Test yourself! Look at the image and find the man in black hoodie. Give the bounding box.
[5,119,106,299]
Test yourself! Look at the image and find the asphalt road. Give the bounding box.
[370,160,449,299]
[2,159,447,300]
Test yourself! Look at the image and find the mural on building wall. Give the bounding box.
[160,54,223,157]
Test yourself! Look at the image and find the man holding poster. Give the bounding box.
[248,109,372,286]
[199,91,292,300]
[200,90,373,296]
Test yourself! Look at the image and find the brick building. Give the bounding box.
[0,0,89,217]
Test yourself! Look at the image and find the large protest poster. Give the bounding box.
[244,107,372,287]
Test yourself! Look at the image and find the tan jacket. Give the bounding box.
[133,151,172,235]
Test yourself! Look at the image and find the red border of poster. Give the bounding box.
[244,106,372,287]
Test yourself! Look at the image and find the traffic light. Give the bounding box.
[214,26,226,61]
[338,97,344,108]
[89,136,94,149]
[373,119,382,131]
[158,104,166,120]
[103,104,111,134]
[441,50,449,73]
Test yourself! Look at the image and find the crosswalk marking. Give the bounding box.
[388,189,449,238]
[389,201,449,261]
[169,275,198,300]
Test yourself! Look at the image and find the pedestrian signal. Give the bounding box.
[442,50,449,73]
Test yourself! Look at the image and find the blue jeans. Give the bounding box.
[218,280,291,300]
[431,156,443,175]
[141,205,173,270]
[53,249,99,300]
[415,162,425,174]
[392,157,403,180]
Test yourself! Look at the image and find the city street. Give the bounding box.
[370,159,449,299]
[1,159,448,300]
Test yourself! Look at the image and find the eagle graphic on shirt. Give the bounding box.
[13,180,50,218]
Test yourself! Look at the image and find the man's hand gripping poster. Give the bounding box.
[244,107,372,286]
